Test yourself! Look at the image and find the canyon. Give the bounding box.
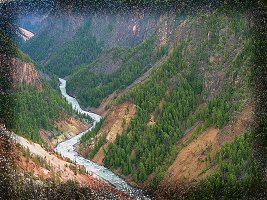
[1,1,265,199]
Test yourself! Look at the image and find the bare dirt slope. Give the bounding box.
[8,57,42,90]
[164,127,219,186]
[161,105,253,188]
[40,116,89,148]
[92,102,136,164]
[14,133,131,199]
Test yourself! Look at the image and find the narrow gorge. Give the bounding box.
[0,1,266,199]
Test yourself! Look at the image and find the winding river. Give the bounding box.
[55,78,149,199]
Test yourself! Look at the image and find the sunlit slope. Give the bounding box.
[80,12,253,193]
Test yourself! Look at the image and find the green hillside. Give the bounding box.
[11,82,73,143]
[80,12,254,195]
[45,19,103,77]
[1,32,91,144]
[67,36,167,107]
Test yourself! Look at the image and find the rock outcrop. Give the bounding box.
[9,57,42,90]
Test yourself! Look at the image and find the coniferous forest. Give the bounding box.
[11,82,73,143]
[100,12,252,185]
[0,0,267,199]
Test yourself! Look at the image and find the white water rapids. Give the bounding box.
[55,78,149,199]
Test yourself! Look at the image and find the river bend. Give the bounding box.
[55,78,148,199]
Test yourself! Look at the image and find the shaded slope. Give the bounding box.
[21,14,85,64]
[45,18,102,77]
[1,32,91,145]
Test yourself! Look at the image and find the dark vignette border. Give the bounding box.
[0,1,266,199]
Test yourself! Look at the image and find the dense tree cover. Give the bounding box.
[0,31,17,126]
[103,41,201,181]
[0,31,34,63]
[100,13,252,186]
[21,23,61,63]
[1,31,20,56]
[21,15,84,64]
[46,19,103,77]
[2,34,93,144]
[0,31,44,130]
[10,81,74,143]
[67,36,167,108]
[1,30,93,146]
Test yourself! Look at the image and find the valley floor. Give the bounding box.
[14,132,132,199]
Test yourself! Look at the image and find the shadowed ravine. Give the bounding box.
[55,78,149,199]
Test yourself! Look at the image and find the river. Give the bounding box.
[55,78,149,199]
